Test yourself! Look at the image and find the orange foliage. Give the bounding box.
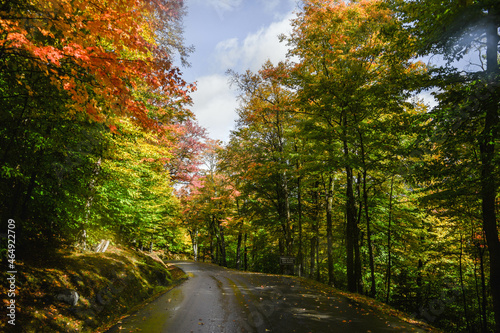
[0,0,194,128]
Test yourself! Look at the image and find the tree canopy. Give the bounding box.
[1,1,499,332]
[179,1,499,332]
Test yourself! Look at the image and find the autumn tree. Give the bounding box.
[228,61,299,261]
[284,0,425,292]
[0,0,195,248]
[0,0,193,124]
[391,0,500,329]
[177,140,242,266]
[167,119,208,185]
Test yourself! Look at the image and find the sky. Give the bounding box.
[179,1,482,144]
[181,0,299,143]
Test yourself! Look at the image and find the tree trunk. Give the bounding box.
[236,229,242,270]
[416,259,423,310]
[311,181,320,280]
[355,174,363,294]
[219,224,227,267]
[342,110,358,292]
[210,220,217,264]
[473,241,482,329]
[297,168,303,277]
[81,157,102,250]
[283,173,292,256]
[310,236,316,279]
[478,248,488,331]
[244,233,248,271]
[316,228,320,282]
[344,151,357,292]
[358,129,376,297]
[209,232,214,263]
[386,176,394,304]
[325,175,335,286]
[189,228,199,261]
[481,8,500,331]
[478,244,488,332]
[459,233,472,333]
[274,107,293,257]
[235,198,243,270]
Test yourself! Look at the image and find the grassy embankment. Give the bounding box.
[1,245,187,332]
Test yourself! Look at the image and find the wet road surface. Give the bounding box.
[106,261,427,332]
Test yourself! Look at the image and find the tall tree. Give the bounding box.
[228,62,298,258]
[0,0,195,248]
[391,0,500,329]
[285,0,424,292]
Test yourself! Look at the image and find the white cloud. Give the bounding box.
[209,0,242,11]
[214,12,294,72]
[258,0,298,16]
[214,38,239,69]
[259,0,281,12]
[190,74,239,143]
[190,0,242,18]
[187,7,297,142]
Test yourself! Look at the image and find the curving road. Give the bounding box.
[106,261,428,333]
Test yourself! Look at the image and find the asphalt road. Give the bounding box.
[106,261,427,333]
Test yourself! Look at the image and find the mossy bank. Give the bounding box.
[0,245,186,332]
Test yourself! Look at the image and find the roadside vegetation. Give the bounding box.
[0,1,498,332]
[0,245,186,332]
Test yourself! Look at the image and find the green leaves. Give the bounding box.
[93,118,181,246]
[0,0,195,252]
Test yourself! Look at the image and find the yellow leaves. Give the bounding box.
[296,0,395,54]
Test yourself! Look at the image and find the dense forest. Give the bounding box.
[1,0,499,332]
